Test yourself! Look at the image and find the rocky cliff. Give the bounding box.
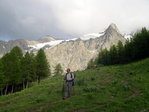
[45,24,126,73]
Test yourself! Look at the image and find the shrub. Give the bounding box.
[76,79,85,86]
[90,77,96,81]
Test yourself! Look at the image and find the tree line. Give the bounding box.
[0,47,50,95]
[88,27,149,68]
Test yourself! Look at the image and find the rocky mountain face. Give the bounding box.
[0,36,56,55]
[0,24,126,73]
[45,24,126,73]
[0,39,28,55]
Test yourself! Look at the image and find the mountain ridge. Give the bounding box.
[0,24,126,72]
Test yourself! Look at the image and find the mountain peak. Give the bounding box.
[109,23,117,28]
[106,23,121,34]
[38,35,55,43]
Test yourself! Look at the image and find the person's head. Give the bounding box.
[66,68,70,73]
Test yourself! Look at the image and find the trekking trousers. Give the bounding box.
[65,81,73,97]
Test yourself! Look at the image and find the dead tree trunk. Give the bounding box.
[23,80,25,89]
[26,80,29,88]
[11,85,14,93]
[5,84,8,95]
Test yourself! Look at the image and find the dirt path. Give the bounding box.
[96,76,116,86]
[128,88,141,98]
[25,98,62,112]
[0,101,11,107]
[66,102,109,112]
[66,87,141,112]
[0,94,30,108]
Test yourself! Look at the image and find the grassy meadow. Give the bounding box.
[0,58,149,112]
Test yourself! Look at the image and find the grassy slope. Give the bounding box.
[0,58,149,112]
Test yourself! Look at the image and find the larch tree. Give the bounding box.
[35,49,50,84]
[21,52,36,89]
[54,63,63,76]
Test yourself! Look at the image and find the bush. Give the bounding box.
[90,77,96,81]
[76,79,85,86]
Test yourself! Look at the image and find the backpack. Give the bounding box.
[71,72,75,86]
[70,72,75,78]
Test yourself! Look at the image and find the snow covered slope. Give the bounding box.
[28,40,64,50]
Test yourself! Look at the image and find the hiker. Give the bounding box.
[63,68,75,99]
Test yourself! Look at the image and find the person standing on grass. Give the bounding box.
[63,68,75,99]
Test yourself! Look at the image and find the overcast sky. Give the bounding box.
[0,0,149,41]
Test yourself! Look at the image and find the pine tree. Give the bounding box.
[0,58,5,95]
[21,52,36,89]
[132,28,149,60]
[102,48,110,65]
[35,49,50,83]
[109,45,118,65]
[1,46,23,94]
[97,49,104,65]
[124,39,132,63]
[54,63,63,75]
[1,53,11,94]
[29,52,37,81]
[8,46,23,93]
[117,41,124,64]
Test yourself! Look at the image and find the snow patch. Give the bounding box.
[28,40,63,50]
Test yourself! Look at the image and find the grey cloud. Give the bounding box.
[0,0,149,41]
[0,0,71,40]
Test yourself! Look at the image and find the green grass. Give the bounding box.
[0,58,149,112]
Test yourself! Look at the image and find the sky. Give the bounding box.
[0,0,149,41]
